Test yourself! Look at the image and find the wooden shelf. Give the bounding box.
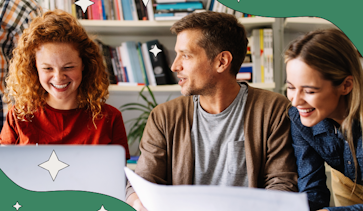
[108,82,275,92]
[79,17,275,36]
[238,17,275,32]
[284,17,336,33]
[79,20,175,36]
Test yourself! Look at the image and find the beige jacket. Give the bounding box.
[126,84,298,199]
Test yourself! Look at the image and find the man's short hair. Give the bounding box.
[170,11,248,76]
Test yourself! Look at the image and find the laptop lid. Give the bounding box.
[0,145,126,201]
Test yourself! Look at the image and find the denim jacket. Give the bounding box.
[289,107,363,211]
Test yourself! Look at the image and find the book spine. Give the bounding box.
[141,42,157,86]
[137,42,149,85]
[121,0,133,20]
[116,46,128,82]
[259,29,264,83]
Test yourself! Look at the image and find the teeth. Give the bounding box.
[52,83,68,89]
[298,108,314,113]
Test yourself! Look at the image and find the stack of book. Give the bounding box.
[38,0,155,21]
[249,28,274,83]
[206,0,256,18]
[154,0,203,21]
[237,29,274,83]
[96,39,176,86]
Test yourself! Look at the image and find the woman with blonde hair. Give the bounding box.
[0,9,130,159]
[286,28,362,211]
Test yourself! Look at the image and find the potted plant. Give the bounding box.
[120,86,162,148]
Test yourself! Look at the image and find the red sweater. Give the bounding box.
[0,104,130,159]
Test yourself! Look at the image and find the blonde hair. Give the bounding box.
[5,9,109,126]
[285,28,363,186]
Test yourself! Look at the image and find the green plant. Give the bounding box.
[119,86,160,146]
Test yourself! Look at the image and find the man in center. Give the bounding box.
[126,11,297,210]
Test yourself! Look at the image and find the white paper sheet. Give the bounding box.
[125,167,309,211]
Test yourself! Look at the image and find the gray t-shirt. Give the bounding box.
[191,83,249,186]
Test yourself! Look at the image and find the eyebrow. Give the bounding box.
[286,81,321,90]
[40,62,76,66]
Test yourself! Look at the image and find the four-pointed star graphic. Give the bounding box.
[75,0,94,13]
[149,45,162,57]
[98,205,108,211]
[13,202,22,210]
[38,150,69,181]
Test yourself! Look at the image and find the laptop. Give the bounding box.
[0,145,126,201]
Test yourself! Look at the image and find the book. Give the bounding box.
[145,40,174,85]
[263,28,273,83]
[123,41,145,84]
[146,0,155,21]
[141,42,157,86]
[155,0,186,3]
[259,29,264,83]
[120,43,135,82]
[130,0,139,20]
[135,0,148,20]
[95,40,117,84]
[250,30,261,83]
[154,12,190,20]
[122,0,134,20]
[137,43,150,85]
[91,0,102,20]
[116,46,128,82]
[237,63,253,82]
[115,0,124,20]
[156,1,203,11]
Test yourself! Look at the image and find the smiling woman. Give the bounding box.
[0,9,130,159]
[285,29,363,211]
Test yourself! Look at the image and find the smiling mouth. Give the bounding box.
[298,108,315,113]
[51,83,70,89]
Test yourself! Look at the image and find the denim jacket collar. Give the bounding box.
[311,118,334,136]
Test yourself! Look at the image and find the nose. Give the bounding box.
[53,69,66,81]
[290,89,304,107]
[171,56,182,73]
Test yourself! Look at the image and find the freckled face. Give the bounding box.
[170,29,217,96]
[36,42,83,109]
[286,58,345,127]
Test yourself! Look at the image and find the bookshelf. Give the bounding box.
[80,17,275,35]
[81,17,277,92]
[284,17,336,33]
[108,82,275,92]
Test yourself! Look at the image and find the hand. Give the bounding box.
[127,193,148,211]
[133,198,148,211]
[317,209,328,211]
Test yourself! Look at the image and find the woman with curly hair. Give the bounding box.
[286,28,363,211]
[0,9,130,159]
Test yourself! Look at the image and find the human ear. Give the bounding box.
[215,51,233,73]
[340,75,353,95]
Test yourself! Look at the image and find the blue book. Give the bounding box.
[121,0,133,20]
[156,2,203,11]
[125,41,144,84]
[137,42,149,85]
[101,0,107,20]
[154,13,174,17]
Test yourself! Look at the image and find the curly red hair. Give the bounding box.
[5,9,109,125]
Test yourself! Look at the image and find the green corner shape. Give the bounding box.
[0,169,135,211]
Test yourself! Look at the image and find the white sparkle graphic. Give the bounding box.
[98,205,108,211]
[38,150,69,181]
[149,45,162,57]
[13,202,22,210]
[142,0,149,6]
[75,0,94,13]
